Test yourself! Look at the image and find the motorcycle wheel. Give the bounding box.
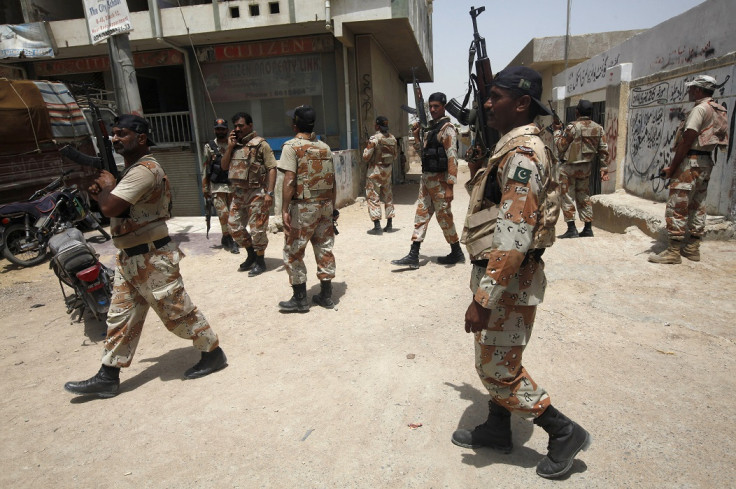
[2,223,48,267]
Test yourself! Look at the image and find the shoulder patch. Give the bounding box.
[516,146,534,154]
[510,164,532,184]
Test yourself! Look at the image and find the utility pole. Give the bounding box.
[107,34,143,115]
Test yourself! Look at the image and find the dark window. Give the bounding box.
[269,2,280,14]
[230,6,240,18]
[250,4,260,16]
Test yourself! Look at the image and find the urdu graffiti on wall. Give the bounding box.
[651,41,716,71]
[624,71,733,198]
[567,53,621,92]
[360,74,373,144]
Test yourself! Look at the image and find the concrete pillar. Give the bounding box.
[108,34,143,116]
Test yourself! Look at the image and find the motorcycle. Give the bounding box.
[0,170,110,267]
[48,227,114,322]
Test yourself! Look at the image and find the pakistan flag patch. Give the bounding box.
[510,165,532,184]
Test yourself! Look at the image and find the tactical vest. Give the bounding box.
[291,139,334,201]
[229,135,267,188]
[421,119,450,173]
[698,98,729,149]
[565,118,604,164]
[111,157,173,238]
[461,128,560,260]
[206,140,230,184]
[373,132,398,166]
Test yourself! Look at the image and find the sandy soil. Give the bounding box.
[1,161,734,488]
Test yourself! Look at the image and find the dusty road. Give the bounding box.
[1,161,735,489]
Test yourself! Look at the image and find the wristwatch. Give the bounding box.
[266,191,274,197]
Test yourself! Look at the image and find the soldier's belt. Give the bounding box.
[687,149,711,156]
[470,248,545,269]
[123,236,172,257]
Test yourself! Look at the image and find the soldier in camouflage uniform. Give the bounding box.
[650,75,729,264]
[202,118,238,254]
[553,99,609,238]
[65,115,226,398]
[277,105,337,312]
[451,68,590,480]
[391,92,464,269]
[221,112,278,276]
[363,115,398,235]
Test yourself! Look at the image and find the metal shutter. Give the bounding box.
[152,148,202,217]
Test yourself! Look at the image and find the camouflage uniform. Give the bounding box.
[412,116,459,243]
[554,118,608,222]
[202,139,232,235]
[666,97,727,239]
[462,124,560,417]
[363,130,397,220]
[278,134,336,285]
[227,132,277,252]
[104,156,219,368]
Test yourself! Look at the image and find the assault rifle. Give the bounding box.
[546,100,563,134]
[407,66,428,130]
[446,6,498,160]
[59,84,119,181]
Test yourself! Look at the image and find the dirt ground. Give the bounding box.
[1,161,735,489]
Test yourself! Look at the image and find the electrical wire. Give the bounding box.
[176,0,217,120]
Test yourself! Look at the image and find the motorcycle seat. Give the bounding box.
[52,243,97,275]
[50,228,97,275]
[0,192,61,218]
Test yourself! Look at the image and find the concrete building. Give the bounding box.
[0,0,434,215]
[513,0,735,236]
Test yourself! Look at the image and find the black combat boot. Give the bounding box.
[184,347,228,379]
[248,252,267,277]
[437,241,465,265]
[239,246,257,271]
[278,283,310,313]
[227,235,240,254]
[391,241,421,269]
[558,221,579,239]
[383,218,393,232]
[312,280,335,309]
[367,219,383,235]
[221,235,231,251]
[578,222,594,237]
[64,365,120,398]
[451,400,513,453]
[533,405,592,479]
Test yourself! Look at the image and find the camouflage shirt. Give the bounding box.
[110,155,172,249]
[363,130,397,166]
[278,133,334,202]
[414,117,458,184]
[228,131,277,189]
[202,139,231,194]
[555,117,609,168]
[470,124,560,308]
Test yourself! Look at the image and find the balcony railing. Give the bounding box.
[146,111,193,147]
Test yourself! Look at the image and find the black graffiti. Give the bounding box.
[567,53,620,91]
[631,82,669,108]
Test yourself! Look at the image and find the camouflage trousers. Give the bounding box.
[102,241,219,368]
[412,172,459,244]
[284,200,335,285]
[366,164,395,220]
[665,156,712,239]
[228,185,270,252]
[470,264,550,418]
[560,162,593,222]
[212,191,233,235]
